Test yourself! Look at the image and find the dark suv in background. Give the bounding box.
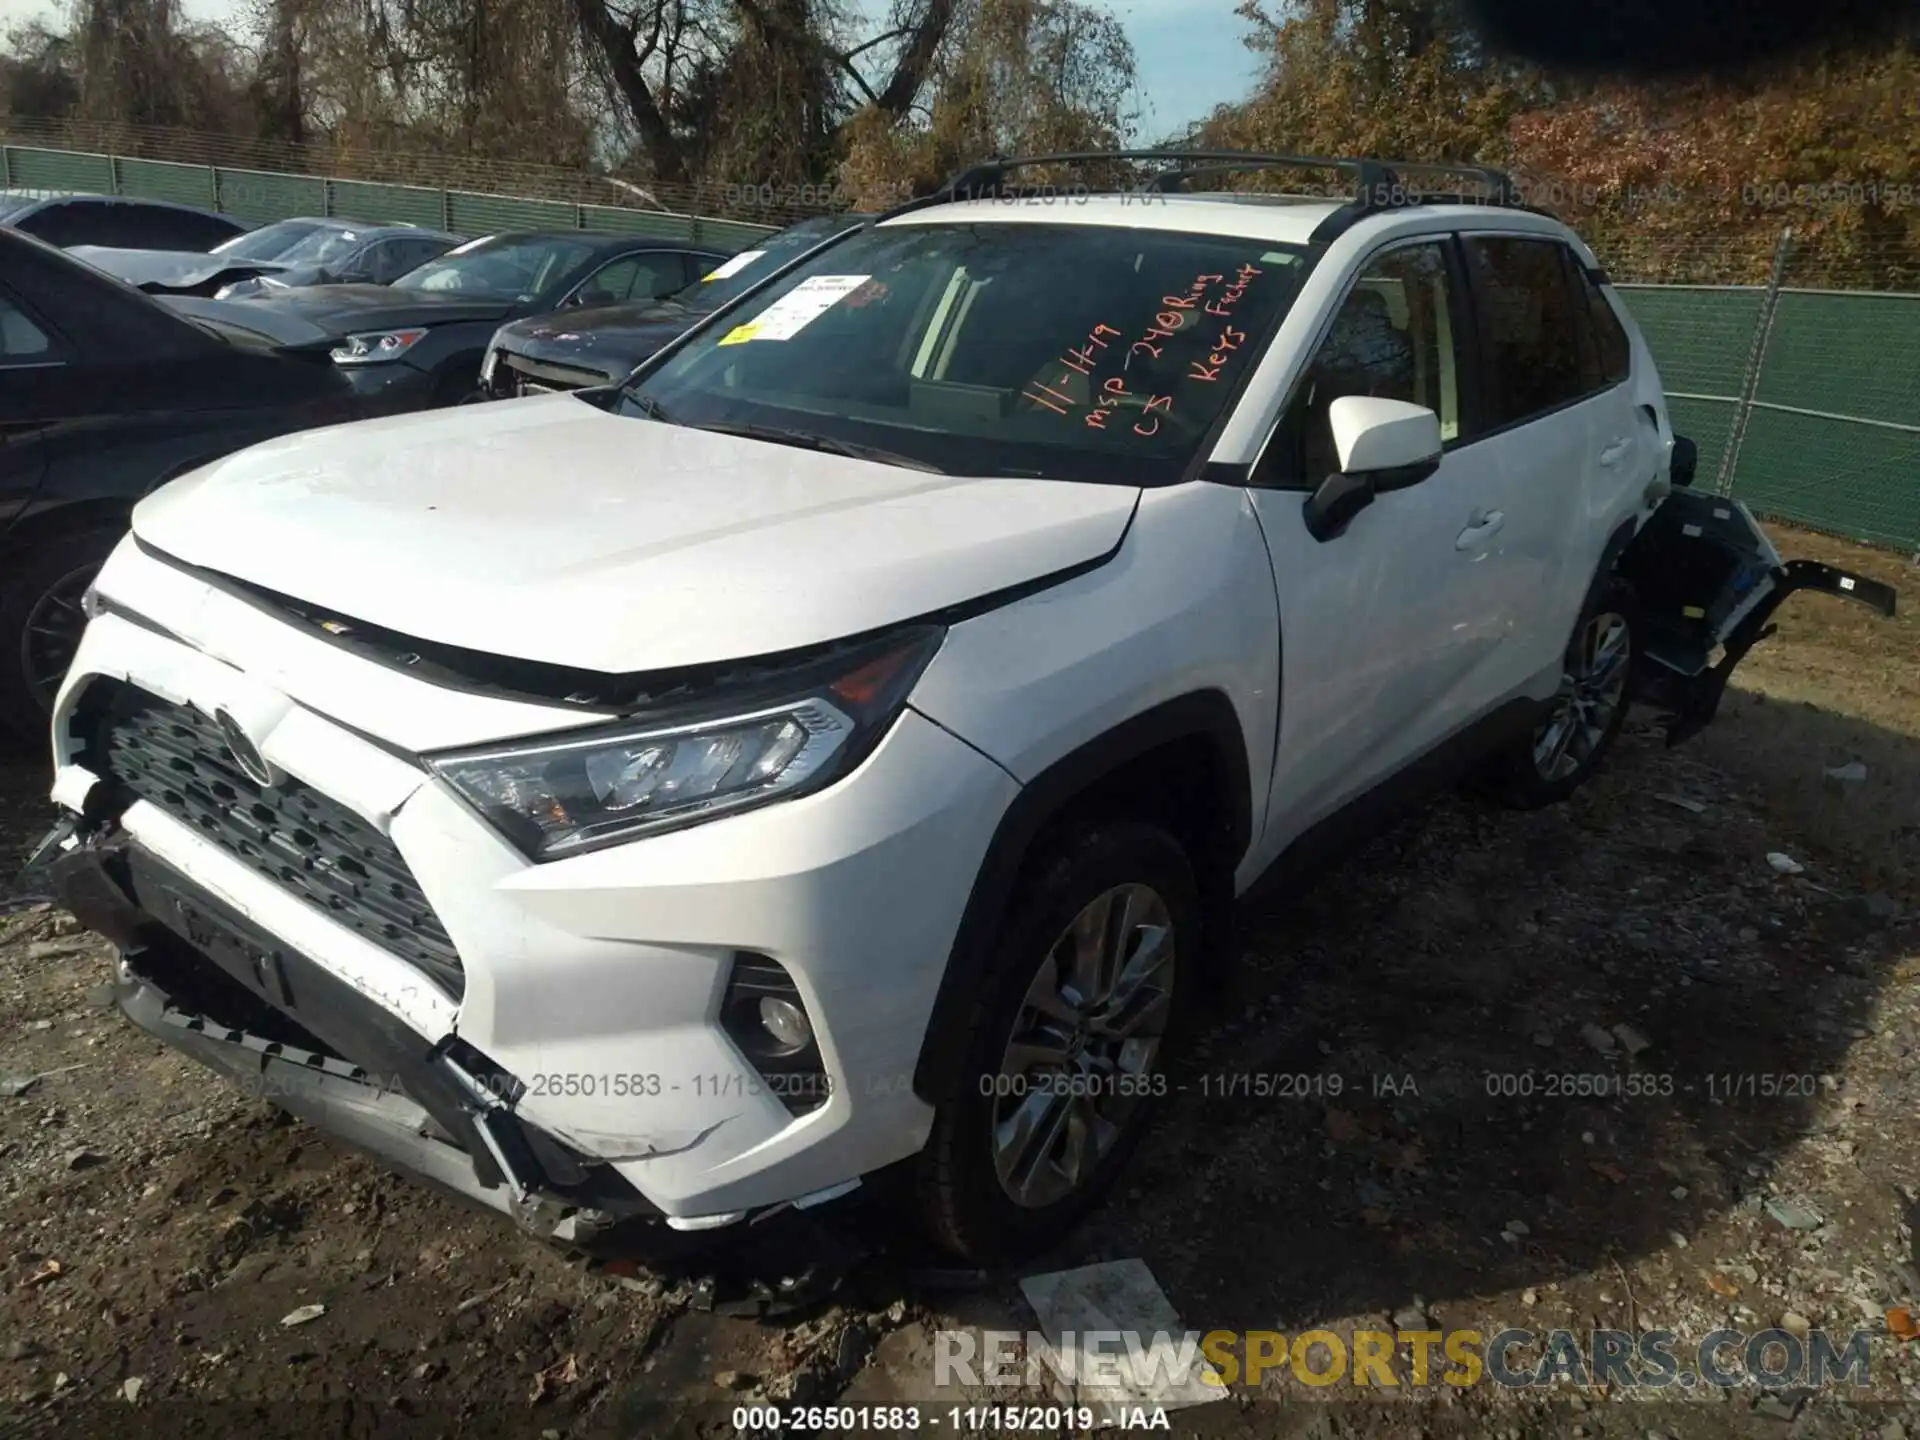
[480,213,869,397]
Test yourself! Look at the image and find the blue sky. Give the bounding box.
[0,0,1263,135]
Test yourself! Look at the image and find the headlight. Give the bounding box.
[425,626,944,860]
[480,346,499,387]
[331,328,428,365]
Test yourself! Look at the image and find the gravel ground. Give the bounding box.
[0,531,1916,1439]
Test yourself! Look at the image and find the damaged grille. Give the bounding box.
[501,353,604,397]
[74,682,464,997]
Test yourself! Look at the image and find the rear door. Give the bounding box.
[1450,232,1648,702]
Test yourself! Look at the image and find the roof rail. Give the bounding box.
[875,148,1530,239]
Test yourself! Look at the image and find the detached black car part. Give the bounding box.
[0,228,368,738]
[1621,482,1898,745]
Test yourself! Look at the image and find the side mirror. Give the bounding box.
[1669,434,1698,488]
[1302,396,1444,543]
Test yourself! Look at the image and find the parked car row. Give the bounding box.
[0,212,767,736]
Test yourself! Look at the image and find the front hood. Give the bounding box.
[159,294,342,351]
[254,284,517,333]
[129,396,1139,674]
[498,301,702,378]
[69,245,288,294]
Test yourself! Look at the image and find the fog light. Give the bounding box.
[759,996,812,1050]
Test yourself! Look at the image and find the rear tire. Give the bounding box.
[916,821,1199,1263]
[0,528,119,743]
[1488,576,1638,809]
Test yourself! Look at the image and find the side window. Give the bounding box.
[14,200,100,248]
[358,240,403,281]
[1572,261,1631,389]
[398,238,451,272]
[626,253,689,301]
[139,208,236,251]
[574,257,640,307]
[1267,241,1464,486]
[1462,236,1587,429]
[0,299,54,363]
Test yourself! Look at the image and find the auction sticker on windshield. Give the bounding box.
[719,274,872,345]
[703,249,765,281]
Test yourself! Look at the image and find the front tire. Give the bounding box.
[1490,576,1637,809]
[916,821,1199,1263]
[0,528,120,743]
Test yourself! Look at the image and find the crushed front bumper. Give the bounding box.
[42,836,658,1248]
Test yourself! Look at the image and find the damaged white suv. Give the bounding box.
[30,152,1896,1263]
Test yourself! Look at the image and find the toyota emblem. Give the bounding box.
[213,708,277,788]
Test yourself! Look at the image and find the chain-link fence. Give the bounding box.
[3,126,1914,552]
[1610,228,1919,553]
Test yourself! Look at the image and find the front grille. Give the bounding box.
[502,353,601,396]
[74,682,464,997]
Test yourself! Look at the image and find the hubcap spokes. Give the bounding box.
[22,568,94,710]
[1532,611,1630,782]
[991,883,1176,1210]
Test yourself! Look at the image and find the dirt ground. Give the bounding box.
[0,524,1916,1439]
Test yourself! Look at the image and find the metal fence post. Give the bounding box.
[0,147,10,189]
[1716,226,1795,498]
[322,178,333,218]
[109,153,121,195]
[691,181,704,247]
[208,164,219,210]
[441,188,452,232]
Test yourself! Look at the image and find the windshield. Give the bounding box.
[684,218,865,311]
[211,219,340,261]
[393,235,597,302]
[619,220,1312,484]
[255,224,363,266]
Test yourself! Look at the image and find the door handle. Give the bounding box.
[1599,437,1633,466]
[1456,509,1506,550]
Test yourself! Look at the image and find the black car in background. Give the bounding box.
[194,231,735,414]
[68,217,464,299]
[0,227,368,738]
[479,213,870,398]
[0,191,247,251]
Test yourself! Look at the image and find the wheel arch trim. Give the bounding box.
[908,689,1251,1104]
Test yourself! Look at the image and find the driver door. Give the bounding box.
[1247,236,1516,848]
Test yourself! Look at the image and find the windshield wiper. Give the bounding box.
[688,421,947,474]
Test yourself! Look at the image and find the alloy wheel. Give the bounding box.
[20,566,95,714]
[1532,610,1631,783]
[990,883,1177,1210]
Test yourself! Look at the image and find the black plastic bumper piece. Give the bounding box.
[44,839,659,1241]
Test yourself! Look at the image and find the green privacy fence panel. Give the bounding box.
[1614,285,1766,397]
[1614,284,1919,550]
[578,203,706,242]
[1755,290,1920,430]
[114,156,215,209]
[704,217,782,249]
[215,167,327,224]
[446,190,576,237]
[1724,406,1920,552]
[2,145,113,192]
[1664,395,1740,489]
[327,178,446,230]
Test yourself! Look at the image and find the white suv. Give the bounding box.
[28,153,1896,1263]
